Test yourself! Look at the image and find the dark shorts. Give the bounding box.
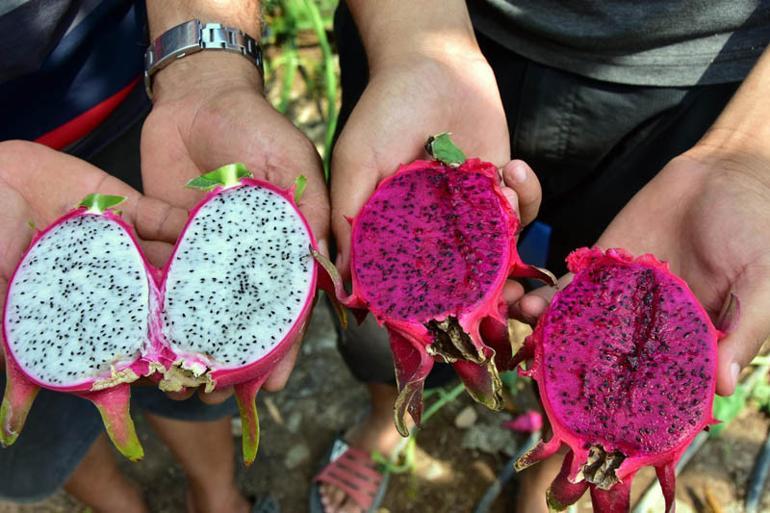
[0,90,236,501]
[332,3,740,385]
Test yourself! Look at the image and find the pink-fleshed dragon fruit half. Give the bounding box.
[315,133,556,435]
[1,164,322,465]
[513,247,724,513]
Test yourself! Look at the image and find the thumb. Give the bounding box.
[510,274,569,325]
[330,149,381,280]
[715,270,770,396]
[501,160,542,228]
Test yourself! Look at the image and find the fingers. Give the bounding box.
[502,160,542,228]
[263,341,301,392]
[0,180,34,281]
[509,274,569,324]
[138,240,176,269]
[503,280,526,305]
[0,141,184,250]
[197,386,234,405]
[165,389,195,401]
[129,196,188,244]
[715,275,770,396]
[0,182,34,370]
[163,386,233,404]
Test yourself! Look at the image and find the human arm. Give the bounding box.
[518,47,770,396]
[141,0,330,392]
[331,0,542,276]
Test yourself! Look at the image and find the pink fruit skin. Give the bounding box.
[514,247,722,513]
[326,158,554,435]
[1,207,159,460]
[158,177,318,465]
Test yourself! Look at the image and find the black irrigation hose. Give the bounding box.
[746,426,770,513]
[473,431,540,513]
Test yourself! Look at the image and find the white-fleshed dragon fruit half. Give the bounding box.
[1,193,158,461]
[1,164,323,465]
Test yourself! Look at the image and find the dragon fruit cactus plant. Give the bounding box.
[513,247,724,513]
[315,133,556,435]
[1,164,323,465]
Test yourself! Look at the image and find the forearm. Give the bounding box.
[346,0,481,71]
[146,0,261,38]
[699,46,770,160]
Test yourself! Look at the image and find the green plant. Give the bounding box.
[263,0,339,180]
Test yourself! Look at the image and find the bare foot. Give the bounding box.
[515,452,564,513]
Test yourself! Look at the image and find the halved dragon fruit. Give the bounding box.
[316,134,555,435]
[156,164,319,465]
[1,164,323,465]
[513,247,723,513]
[1,194,158,461]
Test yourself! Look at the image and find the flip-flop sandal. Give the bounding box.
[309,435,390,513]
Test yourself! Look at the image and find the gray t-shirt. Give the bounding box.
[468,0,770,86]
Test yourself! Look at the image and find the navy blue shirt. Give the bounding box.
[0,0,148,148]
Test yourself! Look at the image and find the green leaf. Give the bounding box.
[293,175,307,204]
[79,194,126,214]
[186,163,252,190]
[425,132,466,167]
[186,176,219,191]
[711,386,748,437]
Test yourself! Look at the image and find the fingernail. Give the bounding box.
[510,162,527,184]
[730,362,740,387]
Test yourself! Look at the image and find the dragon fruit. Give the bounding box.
[1,164,322,465]
[316,134,555,435]
[513,247,723,513]
[156,164,319,465]
[1,194,157,461]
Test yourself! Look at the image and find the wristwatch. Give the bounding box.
[144,19,264,99]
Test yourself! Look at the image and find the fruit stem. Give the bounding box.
[79,194,126,214]
[425,132,466,167]
[293,175,307,204]
[186,163,252,191]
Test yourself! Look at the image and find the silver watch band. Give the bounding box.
[144,19,264,99]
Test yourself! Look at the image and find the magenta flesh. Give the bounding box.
[515,247,721,513]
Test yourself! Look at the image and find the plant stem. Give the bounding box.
[302,0,337,181]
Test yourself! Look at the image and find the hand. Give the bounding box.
[519,132,770,396]
[140,53,330,397]
[331,40,542,277]
[0,140,187,366]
